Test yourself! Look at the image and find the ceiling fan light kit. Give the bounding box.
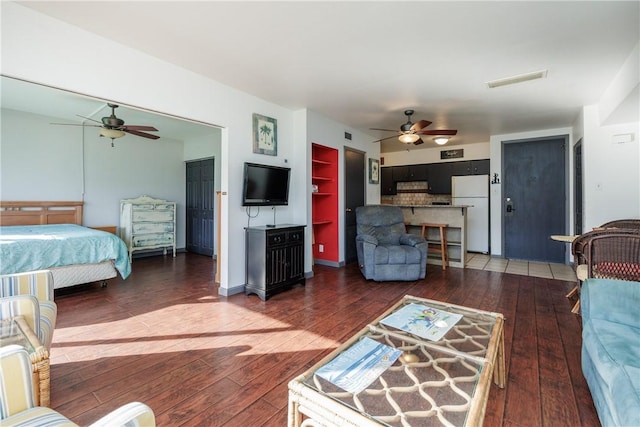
[100,128,126,139]
[399,133,420,144]
[51,103,160,147]
[371,109,458,146]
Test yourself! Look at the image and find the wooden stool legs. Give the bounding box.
[420,223,449,270]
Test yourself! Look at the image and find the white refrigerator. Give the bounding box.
[452,175,489,253]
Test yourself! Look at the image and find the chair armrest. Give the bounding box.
[0,345,37,415]
[0,295,40,337]
[89,402,155,427]
[400,234,426,247]
[356,234,378,246]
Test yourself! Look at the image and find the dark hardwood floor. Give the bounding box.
[51,253,599,426]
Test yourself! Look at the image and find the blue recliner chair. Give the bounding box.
[355,205,428,281]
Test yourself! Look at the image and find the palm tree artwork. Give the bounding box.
[253,113,277,155]
[259,122,273,148]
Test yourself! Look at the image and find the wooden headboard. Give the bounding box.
[0,201,83,226]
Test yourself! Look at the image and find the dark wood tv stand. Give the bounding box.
[245,224,306,300]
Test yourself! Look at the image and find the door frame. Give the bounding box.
[574,138,583,236]
[343,146,367,265]
[501,135,570,262]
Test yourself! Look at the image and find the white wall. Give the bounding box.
[580,105,639,230]
[381,142,490,166]
[489,127,573,257]
[305,109,380,264]
[1,108,188,248]
[1,2,298,294]
[1,109,83,200]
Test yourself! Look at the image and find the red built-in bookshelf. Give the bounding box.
[312,143,339,263]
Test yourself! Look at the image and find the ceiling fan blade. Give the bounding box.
[413,138,424,146]
[416,129,458,136]
[123,125,158,132]
[372,134,400,143]
[76,114,102,124]
[410,120,432,132]
[370,128,400,133]
[125,129,160,140]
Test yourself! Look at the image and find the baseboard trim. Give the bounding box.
[218,284,245,297]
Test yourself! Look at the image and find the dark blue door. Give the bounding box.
[503,137,566,263]
[186,158,215,256]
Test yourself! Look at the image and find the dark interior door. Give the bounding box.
[186,158,215,256]
[345,149,365,264]
[503,137,566,263]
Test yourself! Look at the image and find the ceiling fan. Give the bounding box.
[52,103,160,146]
[371,110,457,146]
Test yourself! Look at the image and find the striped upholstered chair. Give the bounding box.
[0,345,156,426]
[0,270,57,351]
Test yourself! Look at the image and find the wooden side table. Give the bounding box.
[0,316,50,407]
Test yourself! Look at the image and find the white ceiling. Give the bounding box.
[5,1,640,152]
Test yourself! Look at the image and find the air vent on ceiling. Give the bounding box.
[486,69,548,88]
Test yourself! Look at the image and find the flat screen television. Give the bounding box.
[242,162,291,206]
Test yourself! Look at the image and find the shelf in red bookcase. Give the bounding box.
[312,176,332,181]
[312,192,332,196]
[313,220,332,225]
[312,159,332,165]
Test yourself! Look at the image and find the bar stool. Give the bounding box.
[420,223,449,270]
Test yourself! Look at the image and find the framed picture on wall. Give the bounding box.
[369,158,380,184]
[252,113,277,156]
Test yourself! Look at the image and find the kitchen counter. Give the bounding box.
[397,205,468,268]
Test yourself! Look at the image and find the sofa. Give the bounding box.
[355,205,427,281]
[581,278,640,426]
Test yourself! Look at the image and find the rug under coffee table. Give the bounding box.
[288,295,505,427]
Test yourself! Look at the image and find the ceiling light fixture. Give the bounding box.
[433,137,449,145]
[100,128,125,139]
[399,133,420,144]
[486,69,548,89]
[99,128,125,147]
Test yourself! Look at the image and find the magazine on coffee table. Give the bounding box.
[315,337,402,394]
[380,303,462,342]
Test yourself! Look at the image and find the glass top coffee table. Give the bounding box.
[288,295,505,427]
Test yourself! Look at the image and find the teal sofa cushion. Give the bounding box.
[581,278,640,427]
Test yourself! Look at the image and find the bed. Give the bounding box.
[0,201,131,289]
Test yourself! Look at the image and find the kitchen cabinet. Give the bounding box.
[427,163,453,194]
[471,159,490,175]
[393,164,428,182]
[451,160,490,176]
[245,224,306,301]
[381,167,396,195]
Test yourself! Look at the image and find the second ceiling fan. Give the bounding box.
[371,110,457,145]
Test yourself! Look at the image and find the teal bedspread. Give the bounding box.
[0,224,131,279]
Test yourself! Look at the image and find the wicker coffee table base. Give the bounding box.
[288,295,505,427]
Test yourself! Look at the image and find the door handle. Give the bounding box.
[346,208,353,212]
[505,197,515,213]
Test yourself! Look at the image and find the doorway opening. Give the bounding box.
[344,148,366,264]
